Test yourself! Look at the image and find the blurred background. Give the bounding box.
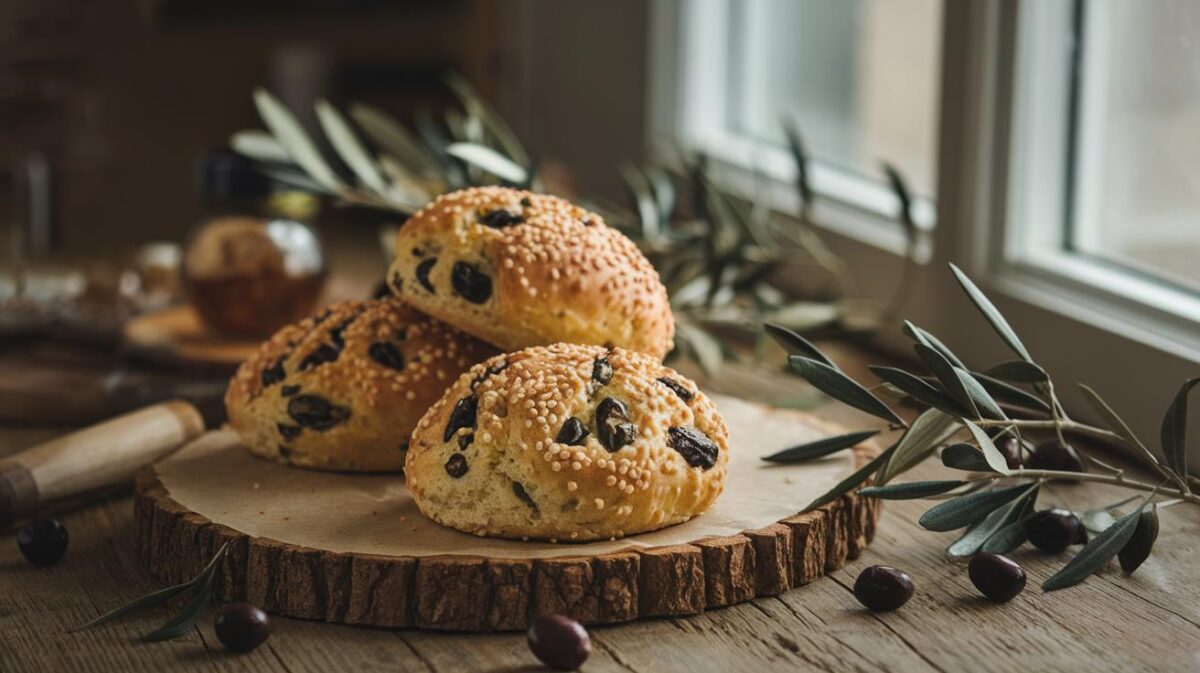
[0,0,1197,451]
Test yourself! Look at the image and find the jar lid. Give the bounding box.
[196,148,272,204]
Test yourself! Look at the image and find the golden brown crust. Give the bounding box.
[387,187,674,359]
[405,343,729,541]
[225,298,498,472]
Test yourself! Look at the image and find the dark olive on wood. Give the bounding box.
[214,602,270,653]
[853,565,914,612]
[1024,508,1084,553]
[527,614,591,671]
[968,553,1026,602]
[17,518,68,567]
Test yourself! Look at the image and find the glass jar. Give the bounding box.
[181,149,326,338]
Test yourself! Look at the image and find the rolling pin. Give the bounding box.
[0,401,205,527]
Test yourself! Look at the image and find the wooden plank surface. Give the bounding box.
[1,346,1197,672]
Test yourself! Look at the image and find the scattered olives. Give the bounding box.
[1024,508,1085,553]
[17,518,68,567]
[527,614,591,671]
[968,553,1026,602]
[853,565,914,612]
[214,602,270,653]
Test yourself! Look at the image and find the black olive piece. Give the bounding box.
[591,357,613,384]
[287,395,351,431]
[298,343,340,371]
[458,433,475,450]
[513,481,537,509]
[444,453,469,478]
[556,417,590,446]
[657,377,694,402]
[993,436,1022,469]
[853,565,914,612]
[479,209,524,228]
[260,357,286,388]
[280,385,300,397]
[451,261,493,304]
[520,196,532,207]
[1026,439,1086,473]
[400,441,410,453]
[277,423,301,440]
[527,614,591,672]
[1024,508,1084,553]
[667,425,719,470]
[595,398,637,453]
[389,269,404,294]
[969,553,1026,602]
[416,258,437,293]
[444,395,479,442]
[214,602,270,653]
[368,341,406,371]
[17,518,68,567]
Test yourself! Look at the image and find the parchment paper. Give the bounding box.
[155,394,860,559]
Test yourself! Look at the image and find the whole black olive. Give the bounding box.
[1024,508,1084,553]
[527,614,591,671]
[214,602,270,653]
[853,565,914,612]
[993,436,1022,469]
[1026,439,1085,473]
[17,518,68,567]
[968,553,1026,602]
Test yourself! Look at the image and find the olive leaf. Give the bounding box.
[762,430,879,464]
[1118,505,1159,574]
[859,480,966,500]
[869,366,966,416]
[964,420,1013,473]
[914,344,980,418]
[957,371,1007,420]
[445,72,530,166]
[949,483,1039,557]
[70,543,229,634]
[765,323,838,369]
[788,356,903,426]
[948,263,1033,362]
[444,143,529,184]
[230,130,293,164]
[918,484,1030,532]
[903,321,967,370]
[1044,506,1144,591]
[347,102,441,176]
[620,162,661,239]
[941,442,993,472]
[315,100,387,195]
[971,372,1051,413]
[782,116,813,207]
[1079,495,1139,534]
[876,408,958,484]
[979,488,1039,554]
[645,165,676,228]
[675,321,724,377]
[1160,377,1200,488]
[253,88,344,191]
[142,558,220,642]
[985,360,1049,384]
[802,445,896,512]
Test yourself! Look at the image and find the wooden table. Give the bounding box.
[1,345,1197,673]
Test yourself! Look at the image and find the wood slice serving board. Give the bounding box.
[134,395,881,631]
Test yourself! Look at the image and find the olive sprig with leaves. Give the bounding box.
[230,74,537,216]
[767,263,1196,591]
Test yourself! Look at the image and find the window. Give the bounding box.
[653,0,941,243]
[655,0,1200,436]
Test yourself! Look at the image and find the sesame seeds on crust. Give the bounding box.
[389,187,675,359]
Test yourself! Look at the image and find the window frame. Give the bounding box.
[651,0,1200,467]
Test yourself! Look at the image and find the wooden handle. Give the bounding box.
[0,400,205,527]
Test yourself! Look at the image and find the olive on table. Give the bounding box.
[1026,440,1086,473]
[1024,508,1085,553]
[527,614,591,671]
[214,602,270,653]
[968,553,1027,602]
[17,518,69,567]
[853,565,914,612]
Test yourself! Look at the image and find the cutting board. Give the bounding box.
[135,395,881,631]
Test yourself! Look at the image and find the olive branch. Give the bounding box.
[768,263,1195,590]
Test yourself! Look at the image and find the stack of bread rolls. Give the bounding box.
[226,187,730,541]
